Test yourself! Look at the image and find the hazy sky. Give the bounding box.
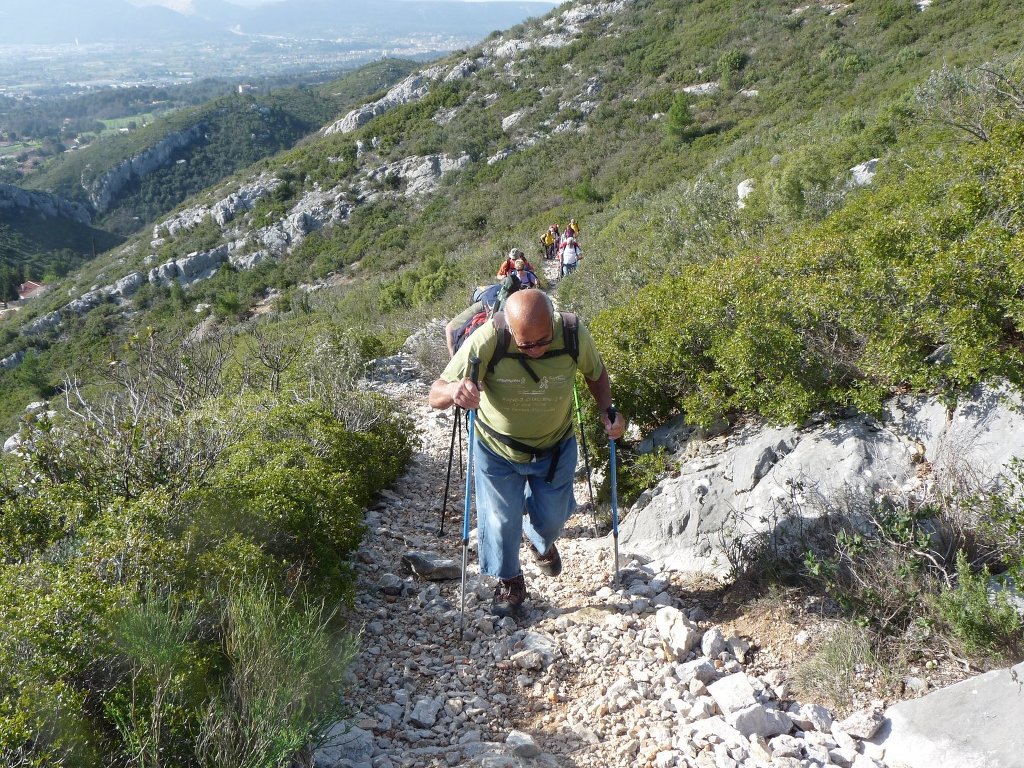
[220,0,561,4]
[129,0,560,10]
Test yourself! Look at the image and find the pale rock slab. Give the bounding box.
[707,672,758,715]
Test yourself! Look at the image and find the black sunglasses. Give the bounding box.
[510,326,553,350]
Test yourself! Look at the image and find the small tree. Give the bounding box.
[665,92,696,143]
[0,263,20,305]
[718,49,747,91]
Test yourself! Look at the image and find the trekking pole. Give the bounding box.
[437,407,460,537]
[607,406,621,586]
[459,356,481,641]
[573,384,597,531]
[458,407,464,478]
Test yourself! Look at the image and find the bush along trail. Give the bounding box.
[316,305,901,768]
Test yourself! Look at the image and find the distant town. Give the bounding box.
[0,33,463,180]
[0,35,459,99]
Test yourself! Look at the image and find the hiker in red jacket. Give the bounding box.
[498,247,533,277]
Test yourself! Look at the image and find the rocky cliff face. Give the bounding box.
[322,66,448,136]
[0,183,92,225]
[83,124,206,213]
[619,383,1024,575]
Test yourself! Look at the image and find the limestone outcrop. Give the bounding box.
[153,173,281,241]
[362,154,471,198]
[619,383,1024,575]
[322,66,447,136]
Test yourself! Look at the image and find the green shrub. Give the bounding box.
[214,290,244,320]
[0,563,121,767]
[592,119,1024,430]
[187,396,410,600]
[378,256,462,313]
[977,459,1024,583]
[566,177,604,204]
[196,578,357,768]
[608,448,670,509]
[665,92,697,143]
[104,588,210,765]
[802,505,935,633]
[0,370,409,765]
[936,551,1023,658]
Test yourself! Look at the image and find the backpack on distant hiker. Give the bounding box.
[470,273,521,310]
[451,308,492,354]
[559,238,580,265]
[452,274,523,354]
[495,272,521,309]
[471,283,502,309]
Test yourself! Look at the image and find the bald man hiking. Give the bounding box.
[429,290,625,618]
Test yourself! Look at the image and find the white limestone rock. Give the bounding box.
[655,606,701,660]
[833,704,884,739]
[737,178,755,208]
[0,351,25,371]
[109,271,145,298]
[849,158,879,187]
[683,82,720,95]
[707,672,758,715]
[323,68,444,136]
[727,703,793,739]
[313,722,373,768]
[0,182,91,225]
[502,110,526,131]
[22,311,62,336]
[788,702,834,732]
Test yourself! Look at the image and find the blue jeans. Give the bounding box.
[561,261,577,278]
[473,433,578,580]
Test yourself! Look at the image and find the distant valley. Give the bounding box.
[0,0,558,92]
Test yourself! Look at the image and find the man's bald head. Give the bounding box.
[506,289,552,325]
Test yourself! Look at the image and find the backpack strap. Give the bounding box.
[561,312,579,363]
[487,312,512,375]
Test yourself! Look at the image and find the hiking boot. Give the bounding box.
[491,574,527,618]
[529,540,562,577]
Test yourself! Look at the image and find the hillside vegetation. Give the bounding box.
[2,0,1024,764]
[0,216,123,291]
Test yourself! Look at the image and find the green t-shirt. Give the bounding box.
[441,313,605,462]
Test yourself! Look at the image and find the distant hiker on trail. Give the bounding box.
[566,218,579,240]
[514,257,538,289]
[540,226,557,260]
[558,235,581,277]
[497,248,533,278]
[428,290,625,618]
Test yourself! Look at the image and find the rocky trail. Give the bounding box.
[312,256,906,768]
